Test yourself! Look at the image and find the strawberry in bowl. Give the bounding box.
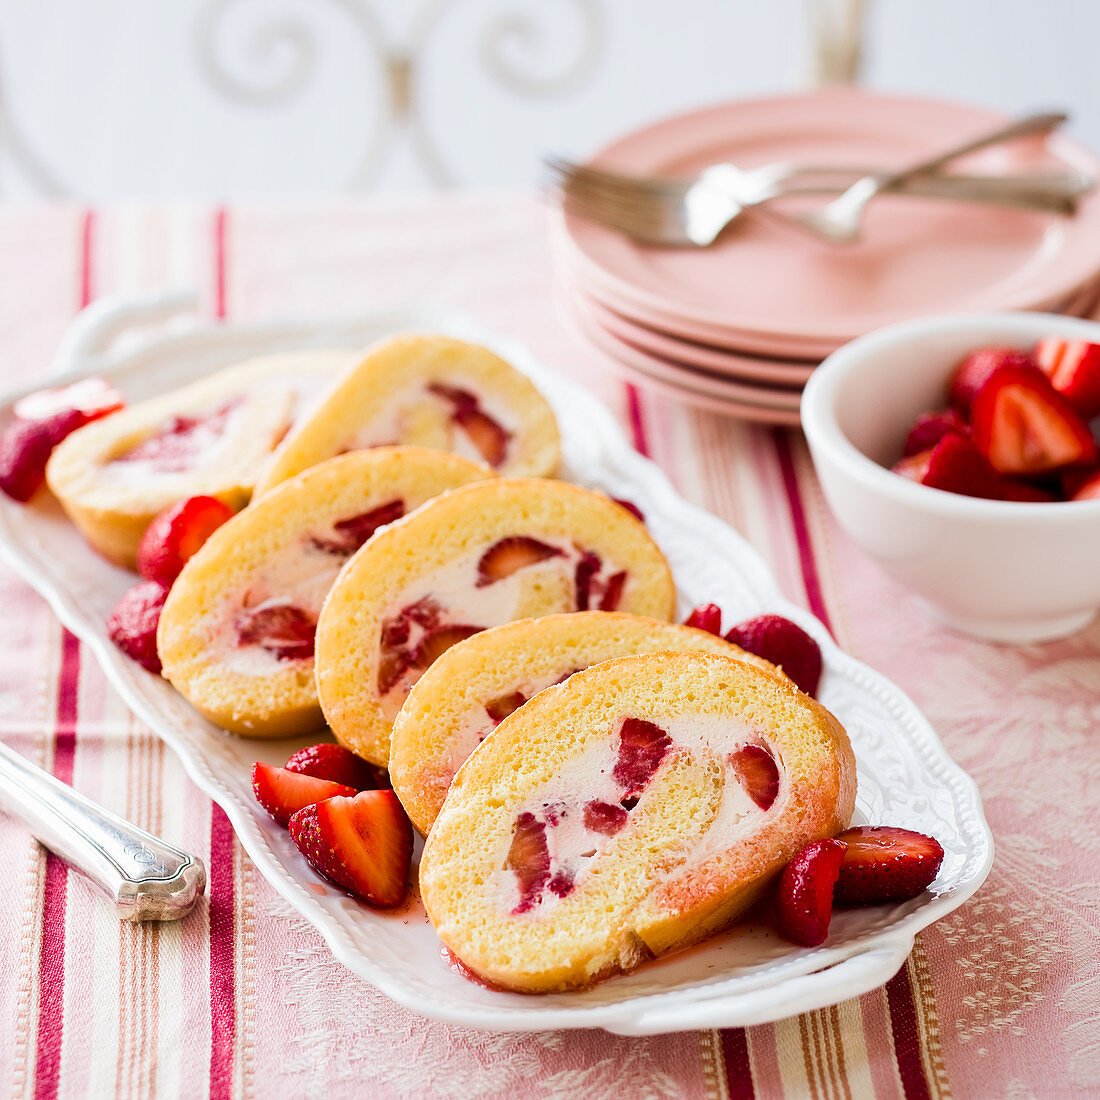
[801,312,1100,643]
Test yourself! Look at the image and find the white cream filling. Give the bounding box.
[494,714,786,917]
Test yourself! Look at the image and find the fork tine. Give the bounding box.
[544,157,689,200]
[558,190,684,245]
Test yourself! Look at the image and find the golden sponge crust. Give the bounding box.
[419,650,856,993]
[315,478,676,765]
[157,446,492,737]
[390,611,780,835]
[256,334,561,492]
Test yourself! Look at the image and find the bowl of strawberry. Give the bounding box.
[801,311,1100,642]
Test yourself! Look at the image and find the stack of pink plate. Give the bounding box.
[553,89,1100,426]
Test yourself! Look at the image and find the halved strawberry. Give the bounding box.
[970,365,1098,474]
[775,838,846,946]
[891,433,1001,499]
[996,476,1060,503]
[683,603,723,636]
[948,346,1041,414]
[290,789,413,908]
[137,495,236,585]
[485,691,526,723]
[583,800,629,836]
[476,536,562,587]
[833,826,944,906]
[311,499,404,555]
[574,550,601,611]
[506,810,551,914]
[428,382,512,467]
[725,614,823,697]
[285,742,390,790]
[1068,467,1100,501]
[599,570,626,612]
[0,407,95,502]
[106,580,170,673]
[729,744,780,810]
[613,717,672,795]
[13,377,124,422]
[901,408,968,457]
[252,762,355,827]
[411,624,483,668]
[235,604,316,661]
[1034,337,1100,419]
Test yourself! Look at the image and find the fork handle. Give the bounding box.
[0,740,206,921]
[882,111,1068,187]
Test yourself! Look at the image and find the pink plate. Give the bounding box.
[576,289,817,385]
[558,89,1100,347]
[559,288,803,425]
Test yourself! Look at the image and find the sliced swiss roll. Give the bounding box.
[46,350,356,568]
[420,650,857,993]
[157,447,493,738]
[255,335,561,492]
[314,478,675,766]
[390,612,781,835]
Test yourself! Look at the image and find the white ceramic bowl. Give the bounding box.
[801,311,1100,643]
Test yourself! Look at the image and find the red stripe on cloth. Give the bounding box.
[34,629,81,1100]
[886,968,932,1100]
[209,806,237,1100]
[79,210,95,309]
[773,429,832,635]
[720,1027,757,1099]
[213,208,228,320]
[625,384,650,457]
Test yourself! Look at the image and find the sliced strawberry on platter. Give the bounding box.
[833,825,944,906]
[1034,336,1100,419]
[729,744,780,810]
[285,742,390,790]
[970,365,1098,475]
[13,377,124,422]
[289,789,413,907]
[891,433,1001,500]
[506,810,551,914]
[948,345,1041,414]
[106,580,170,673]
[0,407,96,502]
[137,495,236,584]
[901,408,968,457]
[235,604,317,661]
[724,614,823,698]
[411,624,483,668]
[775,837,846,947]
[252,762,356,827]
[683,603,723,636]
[476,536,562,587]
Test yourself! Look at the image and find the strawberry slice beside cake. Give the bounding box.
[418,650,856,993]
[157,447,493,737]
[254,335,561,492]
[389,611,782,836]
[45,350,356,568]
[314,478,676,766]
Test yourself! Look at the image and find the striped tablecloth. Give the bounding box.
[1,195,1097,1100]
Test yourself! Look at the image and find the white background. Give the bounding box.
[1,0,1098,198]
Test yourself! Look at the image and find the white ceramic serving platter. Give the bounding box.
[0,291,993,1035]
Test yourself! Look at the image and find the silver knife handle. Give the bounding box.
[0,740,206,921]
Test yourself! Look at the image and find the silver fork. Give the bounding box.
[546,152,1091,247]
[794,110,1070,243]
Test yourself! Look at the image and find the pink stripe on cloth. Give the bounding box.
[208,204,237,1100]
[773,430,832,635]
[79,211,95,310]
[34,629,81,1100]
[720,1027,756,1098]
[625,383,650,457]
